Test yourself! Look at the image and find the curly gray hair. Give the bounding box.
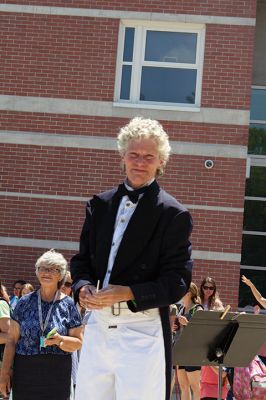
[35,249,68,288]
[117,117,171,176]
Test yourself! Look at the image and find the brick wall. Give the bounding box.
[1,14,119,99]
[0,112,249,145]
[202,25,255,109]
[0,14,255,109]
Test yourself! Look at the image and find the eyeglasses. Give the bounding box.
[203,285,215,291]
[14,286,21,290]
[63,282,72,288]
[38,266,61,275]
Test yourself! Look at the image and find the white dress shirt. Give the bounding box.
[102,179,154,288]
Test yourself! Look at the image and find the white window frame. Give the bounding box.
[114,20,205,111]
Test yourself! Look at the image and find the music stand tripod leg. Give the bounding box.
[218,363,223,400]
[215,346,225,400]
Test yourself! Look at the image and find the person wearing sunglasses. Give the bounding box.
[199,277,223,311]
[0,249,83,400]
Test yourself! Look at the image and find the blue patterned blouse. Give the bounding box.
[12,291,82,356]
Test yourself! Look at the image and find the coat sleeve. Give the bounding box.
[128,210,193,312]
[70,201,96,294]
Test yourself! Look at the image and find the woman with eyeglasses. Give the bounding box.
[199,277,224,311]
[0,249,83,400]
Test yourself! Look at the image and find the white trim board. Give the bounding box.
[0,4,256,26]
[0,95,250,126]
[0,191,244,212]
[193,250,241,262]
[240,265,266,271]
[0,237,78,251]
[0,236,241,262]
[243,231,266,236]
[0,130,247,158]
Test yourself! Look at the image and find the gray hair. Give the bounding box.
[35,249,68,287]
[117,117,171,176]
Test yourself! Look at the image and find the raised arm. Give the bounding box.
[242,275,266,309]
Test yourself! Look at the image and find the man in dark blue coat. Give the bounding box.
[71,116,193,400]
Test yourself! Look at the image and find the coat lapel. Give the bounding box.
[111,181,163,278]
[93,190,120,281]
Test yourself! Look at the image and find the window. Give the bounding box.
[239,87,266,308]
[114,21,205,110]
[250,88,266,122]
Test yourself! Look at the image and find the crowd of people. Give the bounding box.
[0,117,265,400]
[0,272,225,400]
[2,271,265,400]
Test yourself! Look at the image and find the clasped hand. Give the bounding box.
[178,315,189,326]
[44,333,63,347]
[79,284,134,310]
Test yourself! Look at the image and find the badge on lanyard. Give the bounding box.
[40,336,46,349]
[38,289,59,352]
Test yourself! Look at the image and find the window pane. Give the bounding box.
[145,31,197,64]
[250,123,266,130]
[248,126,266,155]
[120,65,132,100]
[250,88,266,121]
[243,200,266,231]
[241,235,266,267]
[245,167,266,197]
[238,269,266,308]
[140,67,196,103]
[123,27,135,62]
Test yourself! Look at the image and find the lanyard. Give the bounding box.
[37,289,60,334]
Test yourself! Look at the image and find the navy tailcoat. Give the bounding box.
[71,180,193,399]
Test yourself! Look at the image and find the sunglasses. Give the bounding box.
[203,285,215,290]
[63,282,72,288]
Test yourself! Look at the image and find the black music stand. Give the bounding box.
[172,310,266,400]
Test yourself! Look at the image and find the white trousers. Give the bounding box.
[75,308,166,400]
